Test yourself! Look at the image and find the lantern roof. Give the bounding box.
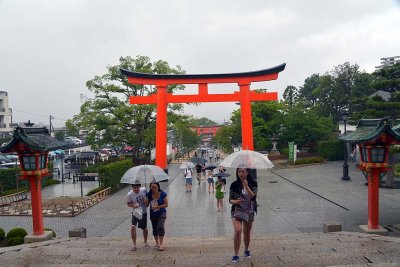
[0,126,69,153]
[340,117,400,144]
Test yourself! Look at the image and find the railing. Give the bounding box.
[0,191,28,206]
[70,187,111,216]
[0,187,111,217]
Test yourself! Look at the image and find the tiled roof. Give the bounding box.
[0,127,69,152]
[340,118,400,144]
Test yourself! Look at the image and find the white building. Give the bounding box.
[0,91,13,136]
[375,56,400,70]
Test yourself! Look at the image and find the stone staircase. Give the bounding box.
[1,232,400,266]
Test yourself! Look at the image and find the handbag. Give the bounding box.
[132,207,143,220]
[233,207,253,222]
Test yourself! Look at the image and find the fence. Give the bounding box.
[0,191,27,206]
[0,187,111,217]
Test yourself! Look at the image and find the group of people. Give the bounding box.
[127,181,168,252]
[128,166,258,264]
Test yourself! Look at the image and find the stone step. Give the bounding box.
[1,232,399,266]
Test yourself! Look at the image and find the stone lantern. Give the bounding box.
[0,126,67,242]
[340,118,400,235]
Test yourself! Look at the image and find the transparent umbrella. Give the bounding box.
[120,165,169,185]
[219,150,274,169]
[179,161,195,169]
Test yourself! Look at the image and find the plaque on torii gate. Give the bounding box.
[121,63,286,170]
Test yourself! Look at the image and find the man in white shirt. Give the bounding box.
[127,183,148,251]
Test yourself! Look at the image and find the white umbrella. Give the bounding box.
[219,150,274,169]
[179,161,195,169]
[120,165,169,185]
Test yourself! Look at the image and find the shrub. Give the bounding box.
[86,187,106,196]
[98,159,133,192]
[7,237,24,246]
[44,228,56,238]
[0,228,5,241]
[317,140,344,161]
[6,227,28,240]
[293,157,325,165]
[43,179,60,187]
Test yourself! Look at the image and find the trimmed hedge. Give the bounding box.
[0,228,5,241]
[317,140,344,161]
[7,237,24,246]
[86,186,107,196]
[98,159,133,192]
[293,157,325,165]
[6,228,28,240]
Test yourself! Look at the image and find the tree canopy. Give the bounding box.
[68,56,185,162]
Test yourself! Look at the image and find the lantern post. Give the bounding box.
[0,126,67,243]
[340,118,400,235]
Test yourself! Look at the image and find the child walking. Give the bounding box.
[215,176,224,212]
[207,170,214,193]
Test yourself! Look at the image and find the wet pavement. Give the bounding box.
[1,160,400,266]
[2,160,399,238]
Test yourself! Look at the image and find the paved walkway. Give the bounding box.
[1,161,400,266]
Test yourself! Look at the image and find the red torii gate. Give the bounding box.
[121,63,286,170]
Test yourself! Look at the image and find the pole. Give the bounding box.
[368,169,380,229]
[30,176,44,235]
[155,85,168,171]
[239,83,254,151]
[341,118,351,181]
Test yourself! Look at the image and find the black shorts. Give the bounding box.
[222,178,227,184]
[132,213,147,230]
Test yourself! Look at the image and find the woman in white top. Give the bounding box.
[184,168,193,192]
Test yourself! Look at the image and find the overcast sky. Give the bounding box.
[1,0,399,127]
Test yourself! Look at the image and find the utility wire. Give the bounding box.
[12,108,70,122]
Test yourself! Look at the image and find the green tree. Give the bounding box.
[54,130,65,141]
[173,119,200,157]
[282,85,298,108]
[298,74,320,107]
[371,62,400,92]
[278,106,336,149]
[70,56,185,163]
[214,125,234,153]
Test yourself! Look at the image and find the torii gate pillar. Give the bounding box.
[121,64,286,170]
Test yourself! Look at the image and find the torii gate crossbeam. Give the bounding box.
[121,63,286,170]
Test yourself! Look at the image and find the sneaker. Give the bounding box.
[231,256,240,263]
[244,250,251,257]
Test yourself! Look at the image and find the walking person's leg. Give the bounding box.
[150,216,159,247]
[157,216,167,251]
[232,219,242,260]
[138,216,149,247]
[131,215,138,250]
[243,221,253,257]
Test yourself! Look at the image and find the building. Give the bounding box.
[0,91,13,136]
[190,125,222,146]
[375,56,400,70]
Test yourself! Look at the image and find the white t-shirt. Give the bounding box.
[127,187,147,214]
[184,168,192,178]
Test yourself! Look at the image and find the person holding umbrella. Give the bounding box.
[229,168,258,263]
[147,181,168,251]
[127,183,149,251]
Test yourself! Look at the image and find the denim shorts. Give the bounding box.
[186,178,192,185]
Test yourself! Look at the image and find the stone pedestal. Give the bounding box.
[69,227,87,238]
[24,231,53,243]
[323,221,342,233]
[359,225,388,236]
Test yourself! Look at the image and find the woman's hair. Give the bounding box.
[149,181,161,192]
[235,168,253,183]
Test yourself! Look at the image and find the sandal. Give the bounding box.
[154,244,159,249]
[131,246,137,251]
[158,246,164,251]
